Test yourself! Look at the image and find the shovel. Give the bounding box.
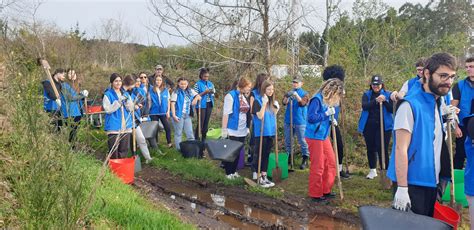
[272,115,282,183]
[446,119,462,212]
[331,114,344,200]
[132,98,141,173]
[379,102,391,189]
[244,111,265,187]
[288,99,295,172]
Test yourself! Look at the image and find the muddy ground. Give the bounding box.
[134,166,359,229]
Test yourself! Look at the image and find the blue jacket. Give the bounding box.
[227,90,241,130]
[457,79,474,126]
[357,89,394,133]
[194,79,215,108]
[149,87,170,116]
[61,82,83,118]
[305,93,331,140]
[252,95,276,137]
[172,88,195,119]
[407,76,421,93]
[42,80,65,112]
[284,88,308,125]
[103,88,133,132]
[465,136,474,196]
[387,86,442,188]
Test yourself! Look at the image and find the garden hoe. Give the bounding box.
[379,102,391,189]
[331,114,344,201]
[272,114,282,183]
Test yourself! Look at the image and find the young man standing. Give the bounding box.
[451,57,474,169]
[388,52,457,216]
[148,64,174,89]
[390,58,425,101]
[282,76,310,169]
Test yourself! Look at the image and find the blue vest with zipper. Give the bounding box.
[195,79,215,108]
[357,89,394,133]
[284,88,308,125]
[173,89,194,119]
[227,90,241,130]
[304,93,331,140]
[104,88,133,132]
[252,95,276,137]
[457,79,474,126]
[465,135,474,196]
[407,76,421,92]
[43,80,65,112]
[149,87,170,115]
[61,82,82,118]
[387,86,442,188]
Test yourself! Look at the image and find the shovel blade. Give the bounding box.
[272,168,282,183]
[244,177,257,187]
[379,170,392,190]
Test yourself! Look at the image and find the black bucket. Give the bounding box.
[205,139,243,162]
[179,140,204,158]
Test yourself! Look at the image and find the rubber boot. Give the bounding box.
[300,156,308,170]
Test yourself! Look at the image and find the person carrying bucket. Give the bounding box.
[103,73,134,159]
[252,80,279,188]
[305,78,344,203]
[282,76,310,170]
[221,77,252,179]
[357,75,393,179]
[463,116,474,230]
[388,53,458,217]
[170,77,201,151]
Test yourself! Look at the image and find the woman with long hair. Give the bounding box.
[61,69,88,144]
[305,78,344,203]
[221,77,252,179]
[149,75,173,148]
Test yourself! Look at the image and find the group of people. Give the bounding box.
[42,52,473,227]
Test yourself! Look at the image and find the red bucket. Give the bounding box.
[109,156,135,184]
[87,105,103,114]
[433,201,460,230]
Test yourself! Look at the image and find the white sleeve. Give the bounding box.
[394,101,414,133]
[399,80,409,94]
[190,89,198,97]
[223,94,234,115]
[170,92,177,102]
[103,95,121,114]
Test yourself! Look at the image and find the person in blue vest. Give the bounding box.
[149,75,173,148]
[390,58,426,102]
[305,78,344,203]
[252,80,279,188]
[463,116,474,230]
[282,76,310,169]
[193,67,216,141]
[61,70,88,144]
[249,73,271,178]
[42,68,66,132]
[103,73,134,159]
[221,77,252,179]
[170,77,201,151]
[388,53,458,217]
[357,75,393,179]
[322,65,350,178]
[451,57,474,169]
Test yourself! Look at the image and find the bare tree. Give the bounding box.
[148,0,305,76]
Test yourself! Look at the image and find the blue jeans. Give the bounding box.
[284,123,309,157]
[172,114,195,150]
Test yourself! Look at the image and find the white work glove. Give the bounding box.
[273,101,280,110]
[119,95,127,102]
[211,87,216,94]
[325,107,336,117]
[55,99,61,108]
[332,118,338,126]
[80,90,89,97]
[262,95,269,105]
[392,186,411,211]
[221,128,228,139]
[442,105,459,122]
[292,91,298,97]
[125,99,134,111]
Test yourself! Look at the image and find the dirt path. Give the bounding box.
[134,166,359,229]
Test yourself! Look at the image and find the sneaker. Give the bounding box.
[300,157,308,170]
[366,169,378,179]
[340,170,351,179]
[226,174,235,180]
[252,172,258,180]
[323,192,336,199]
[258,177,272,188]
[145,158,153,164]
[311,197,328,204]
[262,176,275,187]
[232,172,240,178]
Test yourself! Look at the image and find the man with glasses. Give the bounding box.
[148,64,175,90]
[451,57,474,169]
[391,58,426,101]
[388,53,457,217]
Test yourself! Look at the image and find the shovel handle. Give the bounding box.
[447,119,455,205]
[379,102,385,170]
[331,114,344,200]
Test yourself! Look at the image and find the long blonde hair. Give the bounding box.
[318,78,344,107]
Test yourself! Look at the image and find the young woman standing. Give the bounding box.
[149,75,173,148]
[194,68,216,140]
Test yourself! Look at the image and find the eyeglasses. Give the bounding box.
[139,76,147,79]
[434,72,457,81]
[416,68,424,72]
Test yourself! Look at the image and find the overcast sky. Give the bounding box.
[27,0,429,47]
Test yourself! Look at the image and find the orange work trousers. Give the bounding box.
[306,137,336,198]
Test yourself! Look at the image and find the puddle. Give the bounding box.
[166,184,357,229]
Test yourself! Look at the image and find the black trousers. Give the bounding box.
[454,125,467,169]
[223,136,246,175]
[195,102,213,140]
[66,116,82,143]
[252,136,274,173]
[330,125,344,164]
[150,115,172,144]
[393,183,437,217]
[363,121,391,169]
[107,133,131,159]
[46,110,63,132]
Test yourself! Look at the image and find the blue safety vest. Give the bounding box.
[284,88,308,125]
[457,79,474,126]
[252,95,276,137]
[61,82,82,118]
[173,88,194,119]
[194,79,215,108]
[227,90,242,130]
[103,88,133,132]
[42,80,65,112]
[304,93,331,140]
[357,89,394,133]
[149,86,170,116]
